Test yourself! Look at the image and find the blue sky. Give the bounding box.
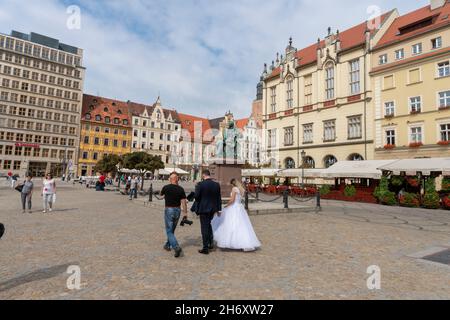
[0,0,429,118]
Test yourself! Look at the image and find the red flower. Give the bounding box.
[409,142,423,148]
[406,176,420,187]
[384,144,396,150]
[438,141,450,146]
[443,196,450,208]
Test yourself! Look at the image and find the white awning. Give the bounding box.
[242,169,280,177]
[321,160,397,179]
[119,169,140,174]
[277,168,324,178]
[159,167,189,175]
[377,158,450,176]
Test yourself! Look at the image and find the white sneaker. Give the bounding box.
[49,208,53,212]
[43,210,47,213]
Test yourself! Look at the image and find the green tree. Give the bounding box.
[93,154,122,177]
[121,152,165,190]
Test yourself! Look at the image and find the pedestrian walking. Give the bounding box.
[20,174,34,214]
[160,172,188,258]
[42,173,56,213]
[129,175,138,200]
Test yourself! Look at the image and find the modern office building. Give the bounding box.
[0,30,85,177]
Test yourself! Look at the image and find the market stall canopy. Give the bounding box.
[119,168,140,174]
[242,169,280,177]
[321,160,397,179]
[159,167,189,175]
[277,168,324,178]
[377,158,450,176]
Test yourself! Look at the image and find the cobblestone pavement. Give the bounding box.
[0,184,449,300]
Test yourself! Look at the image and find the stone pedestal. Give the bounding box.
[209,159,244,198]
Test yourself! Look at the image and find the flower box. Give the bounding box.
[384,114,394,119]
[438,141,450,146]
[406,176,420,187]
[384,144,396,150]
[410,110,421,115]
[439,105,450,111]
[409,142,423,148]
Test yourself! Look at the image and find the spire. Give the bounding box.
[289,37,293,47]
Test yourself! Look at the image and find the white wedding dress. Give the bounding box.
[212,187,261,251]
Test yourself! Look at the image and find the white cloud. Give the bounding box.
[0,0,429,118]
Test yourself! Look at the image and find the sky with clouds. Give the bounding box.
[0,0,429,118]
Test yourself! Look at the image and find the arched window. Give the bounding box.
[325,62,335,100]
[286,76,294,109]
[123,119,129,125]
[348,154,364,161]
[304,156,316,169]
[105,116,110,124]
[85,113,91,120]
[95,115,101,121]
[324,155,337,168]
[285,157,295,169]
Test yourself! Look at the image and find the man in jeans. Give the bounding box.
[160,172,188,258]
[129,175,138,200]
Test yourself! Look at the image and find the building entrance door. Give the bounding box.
[28,162,47,177]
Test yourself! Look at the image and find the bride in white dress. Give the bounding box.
[212,179,261,252]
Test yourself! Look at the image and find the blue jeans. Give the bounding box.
[164,208,181,249]
[129,188,137,199]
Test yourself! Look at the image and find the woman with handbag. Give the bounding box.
[42,173,56,213]
[20,175,34,214]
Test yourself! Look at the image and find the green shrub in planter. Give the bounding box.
[442,177,450,192]
[319,185,331,196]
[344,185,357,198]
[399,192,420,207]
[390,176,404,187]
[380,191,397,206]
[422,178,440,209]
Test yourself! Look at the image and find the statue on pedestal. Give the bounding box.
[215,111,242,162]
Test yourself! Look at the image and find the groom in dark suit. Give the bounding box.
[194,170,222,255]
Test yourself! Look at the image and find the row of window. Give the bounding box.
[0,36,82,67]
[0,104,78,122]
[0,66,80,100]
[0,72,80,92]
[0,118,77,135]
[0,145,74,159]
[269,116,362,148]
[384,123,450,147]
[384,90,450,117]
[0,131,76,146]
[83,136,128,148]
[85,113,129,126]
[270,59,360,113]
[132,141,172,152]
[379,36,443,65]
[0,50,82,79]
[83,124,128,136]
[134,118,179,131]
[133,130,174,141]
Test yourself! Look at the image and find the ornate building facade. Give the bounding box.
[371,0,450,159]
[129,97,181,165]
[78,95,132,177]
[261,13,397,169]
[0,31,85,177]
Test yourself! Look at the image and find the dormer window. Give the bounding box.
[123,119,129,125]
[114,118,119,124]
[85,113,91,120]
[104,107,109,112]
[95,115,102,121]
[89,105,94,111]
[105,116,111,124]
[117,110,122,115]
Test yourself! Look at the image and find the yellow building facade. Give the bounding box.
[261,12,396,169]
[77,94,132,176]
[371,1,450,159]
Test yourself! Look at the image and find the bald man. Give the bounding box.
[160,172,188,258]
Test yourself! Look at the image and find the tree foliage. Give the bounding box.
[93,154,122,176]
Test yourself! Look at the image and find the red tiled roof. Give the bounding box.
[82,94,131,127]
[374,1,450,50]
[235,118,249,130]
[266,11,392,79]
[178,113,213,143]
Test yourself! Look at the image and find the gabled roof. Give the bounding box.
[374,1,450,50]
[178,113,213,143]
[235,118,249,130]
[265,11,392,79]
[82,94,131,127]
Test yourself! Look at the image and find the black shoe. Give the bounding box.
[0,223,4,239]
[198,249,209,255]
[174,247,183,258]
[163,244,171,252]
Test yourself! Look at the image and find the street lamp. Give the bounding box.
[301,150,306,189]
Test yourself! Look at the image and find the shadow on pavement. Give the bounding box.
[0,263,78,292]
